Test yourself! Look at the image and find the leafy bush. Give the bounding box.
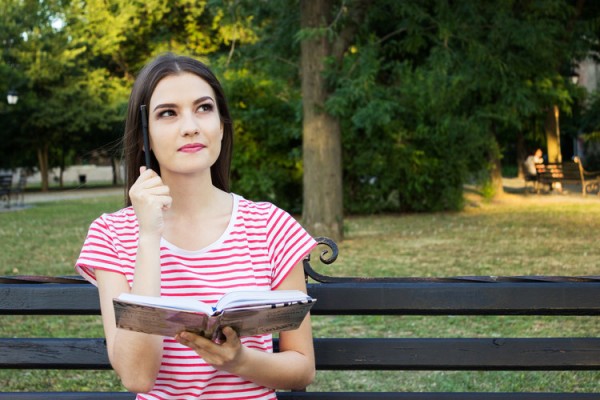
[222,67,304,213]
[327,42,490,213]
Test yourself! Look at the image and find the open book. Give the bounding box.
[113,290,316,340]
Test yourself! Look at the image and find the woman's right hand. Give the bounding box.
[129,167,172,236]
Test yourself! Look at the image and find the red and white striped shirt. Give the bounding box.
[76,194,317,400]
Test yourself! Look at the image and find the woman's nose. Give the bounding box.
[180,112,199,136]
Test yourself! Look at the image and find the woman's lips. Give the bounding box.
[178,143,205,153]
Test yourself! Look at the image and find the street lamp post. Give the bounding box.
[7,90,18,105]
[571,74,580,85]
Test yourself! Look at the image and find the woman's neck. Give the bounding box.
[158,171,233,251]
[161,171,224,217]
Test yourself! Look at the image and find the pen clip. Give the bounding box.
[140,105,151,169]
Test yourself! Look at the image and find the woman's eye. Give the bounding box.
[198,103,214,113]
[158,109,175,118]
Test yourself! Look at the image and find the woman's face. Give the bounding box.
[147,72,223,177]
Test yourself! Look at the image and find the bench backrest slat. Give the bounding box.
[309,282,600,315]
[0,284,99,314]
[536,162,584,183]
[3,282,600,315]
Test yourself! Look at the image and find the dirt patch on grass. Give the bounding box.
[464,177,600,208]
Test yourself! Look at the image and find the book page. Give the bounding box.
[116,293,214,315]
[216,289,312,311]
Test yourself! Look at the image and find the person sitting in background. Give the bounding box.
[524,148,544,180]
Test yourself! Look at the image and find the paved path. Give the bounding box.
[463,177,600,208]
[21,179,538,203]
[1,187,123,212]
[24,187,123,203]
[3,178,598,213]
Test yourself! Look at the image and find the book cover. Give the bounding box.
[113,290,316,340]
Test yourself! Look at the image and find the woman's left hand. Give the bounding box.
[175,327,246,372]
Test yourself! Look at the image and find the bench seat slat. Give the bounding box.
[2,282,600,315]
[0,395,134,400]
[3,338,599,370]
[0,393,599,400]
[280,394,600,400]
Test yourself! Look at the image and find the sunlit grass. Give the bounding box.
[323,197,600,278]
[1,192,599,393]
[0,196,123,275]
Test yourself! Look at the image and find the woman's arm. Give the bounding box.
[96,167,172,393]
[96,269,163,393]
[175,260,316,390]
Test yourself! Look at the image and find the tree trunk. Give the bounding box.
[516,130,526,179]
[541,0,582,164]
[300,0,344,242]
[488,128,504,195]
[59,145,65,188]
[545,105,561,163]
[36,143,49,192]
[111,156,122,185]
[490,154,504,195]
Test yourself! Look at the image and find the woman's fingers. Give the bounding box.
[175,328,244,371]
[130,168,172,233]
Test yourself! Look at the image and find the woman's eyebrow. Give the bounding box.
[153,103,177,112]
[193,96,215,105]
[153,96,214,112]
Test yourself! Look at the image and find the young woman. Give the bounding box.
[76,53,317,400]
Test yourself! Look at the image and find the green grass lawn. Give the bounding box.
[1,192,599,393]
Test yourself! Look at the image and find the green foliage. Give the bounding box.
[221,66,303,212]
[211,0,304,211]
[321,0,598,213]
[324,5,492,213]
[2,0,600,211]
[0,0,129,174]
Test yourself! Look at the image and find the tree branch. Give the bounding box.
[331,0,373,63]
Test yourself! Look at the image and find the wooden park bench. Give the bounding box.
[11,173,27,207]
[1,237,599,399]
[532,158,600,195]
[0,173,27,208]
[0,174,12,208]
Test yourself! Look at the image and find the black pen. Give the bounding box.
[140,105,151,169]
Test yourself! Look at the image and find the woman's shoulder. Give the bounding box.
[233,194,286,219]
[232,194,303,236]
[90,206,137,230]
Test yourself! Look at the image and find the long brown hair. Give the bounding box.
[122,53,233,206]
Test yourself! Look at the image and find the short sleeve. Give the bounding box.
[265,206,317,288]
[75,214,129,286]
